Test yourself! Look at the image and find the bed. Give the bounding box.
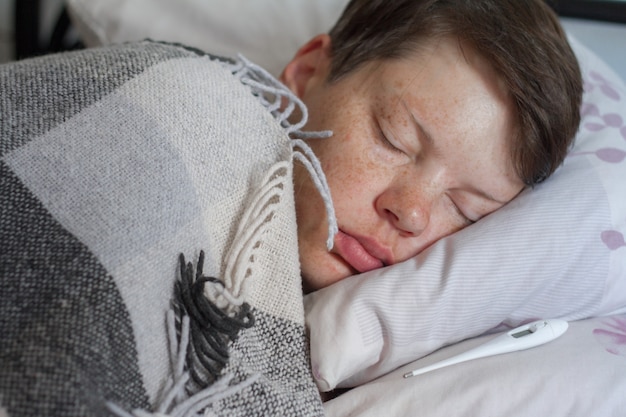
[1,1,625,416]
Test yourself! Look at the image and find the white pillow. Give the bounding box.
[323,314,626,417]
[304,35,626,391]
[67,0,350,76]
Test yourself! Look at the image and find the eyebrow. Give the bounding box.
[401,99,434,148]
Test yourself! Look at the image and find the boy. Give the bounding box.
[283,0,582,292]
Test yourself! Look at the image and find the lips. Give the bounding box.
[333,230,390,273]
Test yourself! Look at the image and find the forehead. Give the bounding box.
[372,38,509,103]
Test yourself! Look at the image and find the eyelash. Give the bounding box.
[376,124,403,154]
[450,198,475,225]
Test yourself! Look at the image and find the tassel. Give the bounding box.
[172,251,254,393]
[226,54,338,249]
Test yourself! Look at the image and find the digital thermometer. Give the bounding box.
[403,319,568,378]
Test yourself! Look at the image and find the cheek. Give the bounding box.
[322,144,384,209]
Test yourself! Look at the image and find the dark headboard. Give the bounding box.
[550,0,626,24]
[14,0,82,60]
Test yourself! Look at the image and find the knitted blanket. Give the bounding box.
[0,41,330,417]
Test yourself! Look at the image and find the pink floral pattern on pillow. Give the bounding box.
[575,71,626,252]
[586,71,622,101]
[602,230,626,250]
[577,72,626,158]
[593,315,626,357]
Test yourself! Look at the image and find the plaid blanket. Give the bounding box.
[0,41,326,417]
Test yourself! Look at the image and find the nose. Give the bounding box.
[376,185,431,237]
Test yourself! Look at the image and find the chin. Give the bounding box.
[301,256,355,293]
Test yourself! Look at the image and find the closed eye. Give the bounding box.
[448,196,475,226]
[376,121,404,154]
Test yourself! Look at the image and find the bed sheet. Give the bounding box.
[325,314,626,417]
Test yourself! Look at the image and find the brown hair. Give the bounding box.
[328,0,582,186]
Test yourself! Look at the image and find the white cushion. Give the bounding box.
[67,0,350,76]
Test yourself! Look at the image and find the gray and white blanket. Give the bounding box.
[0,41,329,417]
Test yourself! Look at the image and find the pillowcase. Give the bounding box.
[304,35,626,391]
[66,0,350,76]
[323,314,626,417]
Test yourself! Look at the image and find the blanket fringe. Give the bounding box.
[107,252,258,417]
[172,251,254,393]
[223,162,288,297]
[226,54,338,249]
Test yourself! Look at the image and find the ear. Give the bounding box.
[279,34,332,98]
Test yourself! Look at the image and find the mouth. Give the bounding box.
[332,230,391,273]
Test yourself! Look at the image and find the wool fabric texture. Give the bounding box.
[0,41,327,417]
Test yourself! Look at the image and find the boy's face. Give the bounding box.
[281,35,524,292]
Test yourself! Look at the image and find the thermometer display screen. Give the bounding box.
[511,329,533,338]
